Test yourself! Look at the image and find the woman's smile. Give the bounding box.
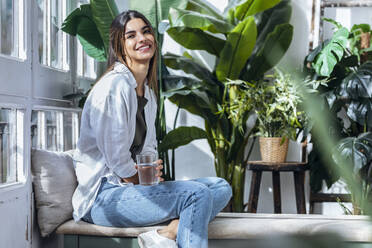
[124,18,155,63]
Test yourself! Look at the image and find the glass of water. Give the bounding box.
[136,153,159,186]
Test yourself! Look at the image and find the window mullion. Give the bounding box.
[18,0,25,59]
[16,110,24,182]
[7,109,16,183]
[13,0,19,57]
[72,112,79,149]
[37,111,46,149]
[56,111,64,152]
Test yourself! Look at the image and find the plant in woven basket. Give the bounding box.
[222,69,306,162]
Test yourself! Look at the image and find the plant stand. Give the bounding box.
[246,161,310,214]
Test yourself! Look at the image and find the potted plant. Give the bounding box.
[222,69,305,163]
[304,19,372,214]
[157,0,293,212]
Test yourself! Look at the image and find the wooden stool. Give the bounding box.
[246,161,310,214]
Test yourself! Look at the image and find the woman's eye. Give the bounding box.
[126,34,134,39]
[144,29,151,34]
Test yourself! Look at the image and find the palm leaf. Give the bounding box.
[235,0,281,21]
[62,4,106,61]
[169,7,233,34]
[216,16,257,81]
[244,23,293,80]
[90,0,119,52]
[166,27,225,56]
[158,126,207,152]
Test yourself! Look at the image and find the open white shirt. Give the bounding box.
[72,62,158,221]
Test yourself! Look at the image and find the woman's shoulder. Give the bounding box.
[92,65,136,99]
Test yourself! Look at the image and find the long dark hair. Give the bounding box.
[107,10,158,94]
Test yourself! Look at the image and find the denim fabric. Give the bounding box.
[83,177,232,248]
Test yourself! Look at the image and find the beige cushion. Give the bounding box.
[31,149,77,237]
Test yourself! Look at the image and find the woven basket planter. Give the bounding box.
[259,137,289,163]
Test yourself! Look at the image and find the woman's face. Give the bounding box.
[123,18,155,64]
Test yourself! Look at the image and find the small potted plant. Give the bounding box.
[223,69,305,162]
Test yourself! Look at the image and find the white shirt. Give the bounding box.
[72,62,158,221]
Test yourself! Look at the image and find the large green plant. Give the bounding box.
[159,0,293,211]
[61,0,190,181]
[304,19,372,214]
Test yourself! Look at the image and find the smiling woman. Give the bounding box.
[71,10,232,248]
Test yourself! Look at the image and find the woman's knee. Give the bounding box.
[178,181,213,209]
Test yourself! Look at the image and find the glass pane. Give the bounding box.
[32,110,79,152]
[77,0,98,79]
[0,108,16,184]
[31,111,38,149]
[1,0,14,55]
[323,7,372,39]
[63,112,72,150]
[39,0,70,70]
[50,0,60,68]
[45,111,57,151]
[37,0,44,63]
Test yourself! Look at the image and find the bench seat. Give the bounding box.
[56,213,372,242]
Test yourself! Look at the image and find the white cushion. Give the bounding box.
[31,149,77,237]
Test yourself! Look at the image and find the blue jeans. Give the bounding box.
[83,177,232,248]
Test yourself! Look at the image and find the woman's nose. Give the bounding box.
[137,32,146,42]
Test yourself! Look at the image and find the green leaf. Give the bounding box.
[169,7,234,33]
[312,27,349,76]
[347,100,372,128]
[185,0,224,20]
[162,75,203,98]
[158,126,207,152]
[164,53,215,83]
[323,17,343,29]
[130,0,188,34]
[351,23,371,33]
[164,53,222,97]
[166,26,225,56]
[339,61,372,99]
[333,132,372,173]
[216,16,257,81]
[168,91,218,124]
[62,4,92,35]
[62,4,106,61]
[248,0,292,63]
[245,23,293,80]
[90,0,119,52]
[77,19,107,61]
[235,0,281,21]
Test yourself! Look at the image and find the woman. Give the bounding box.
[72,10,232,248]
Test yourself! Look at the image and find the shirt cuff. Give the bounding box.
[113,160,137,178]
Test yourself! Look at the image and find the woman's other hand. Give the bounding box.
[122,171,139,184]
[154,159,164,182]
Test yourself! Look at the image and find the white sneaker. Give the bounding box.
[137,230,178,248]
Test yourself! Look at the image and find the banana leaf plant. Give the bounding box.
[158,0,293,212]
[304,19,372,214]
[61,0,189,181]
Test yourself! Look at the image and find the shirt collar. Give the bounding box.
[113,62,152,100]
[113,62,137,88]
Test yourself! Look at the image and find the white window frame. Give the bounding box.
[310,0,372,49]
[0,103,26,188]
[41,0,69,71]
[33,106,80,152]
[0,0,26,59]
